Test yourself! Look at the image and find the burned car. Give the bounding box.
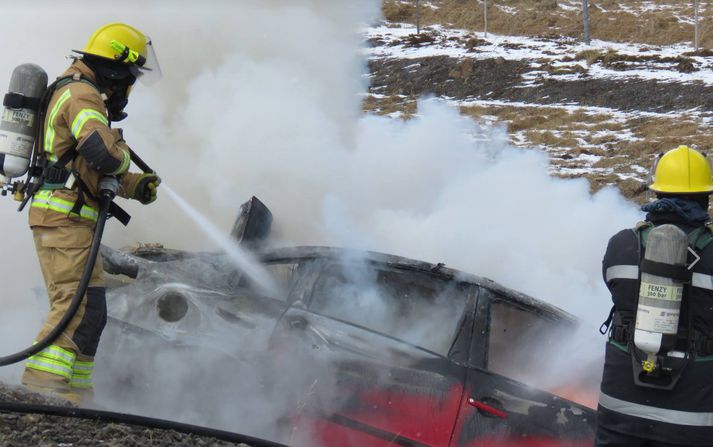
[97,198,599,447]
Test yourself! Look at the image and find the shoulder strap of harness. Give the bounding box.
[635,220,713,251]
[55,73,101,95]
[690,223,713,251]
[634,220,654,248]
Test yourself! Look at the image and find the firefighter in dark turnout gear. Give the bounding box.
[597,145,713,446]
[22,23,161,404]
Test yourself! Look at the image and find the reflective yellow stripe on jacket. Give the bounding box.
[71,108,108,140]
[26,344,76,380]
[115,149,131,175]
[44,89,72,163]
[31,190,98,222]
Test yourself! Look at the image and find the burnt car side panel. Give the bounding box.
[103,253,301,360]
[272,308,468,447]
[273,309,465,447]
[269,260,476,446]
[454,287,596,446]
[455,371,595,447]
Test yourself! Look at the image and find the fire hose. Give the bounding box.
[0,400,288,447]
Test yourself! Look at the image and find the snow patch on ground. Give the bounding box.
[365,23,713,86]
[365,20,713,183]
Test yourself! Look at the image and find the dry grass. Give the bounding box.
[362,94,419,118]
[574,49,602,65]
[457,103,713,200]
[383,0,713,48]
[528,130,580,147]
[569,48,699,72]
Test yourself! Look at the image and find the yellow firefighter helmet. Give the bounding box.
[78,23,162,85]
[649,145,713,194]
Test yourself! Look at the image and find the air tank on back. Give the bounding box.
[635,224,688,373]
[0,64,48,181]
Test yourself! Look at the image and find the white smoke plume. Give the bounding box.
[0,0,644,441]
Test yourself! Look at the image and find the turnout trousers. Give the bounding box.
[22,225,106,401]
[596,424,701,447]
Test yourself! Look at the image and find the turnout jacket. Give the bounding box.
[599,220,713,446]
[29,60,142,228]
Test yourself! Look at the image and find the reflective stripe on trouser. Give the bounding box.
[70,359,95,389]
[25,344,76,380]
[29,226,106,358]
[31,190,99,223]
[599,392,713,427]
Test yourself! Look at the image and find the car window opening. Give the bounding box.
[310,263,468,356]
[487,300,600,408]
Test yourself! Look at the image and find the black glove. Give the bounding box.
[132,173,161,204]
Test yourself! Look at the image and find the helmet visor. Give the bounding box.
[129,38,162,85]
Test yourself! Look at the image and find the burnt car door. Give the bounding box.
[269,256,476,447]
[453,286,597,447]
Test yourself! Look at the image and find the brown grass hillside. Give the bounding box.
[383,0,713,48]
[368,2,713,201]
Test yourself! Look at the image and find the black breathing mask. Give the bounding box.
[105,80,135,122]
[81,56,137,122]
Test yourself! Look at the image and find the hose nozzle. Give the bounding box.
[99,176,119,201]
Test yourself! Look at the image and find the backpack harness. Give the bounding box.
[601,221,713,359]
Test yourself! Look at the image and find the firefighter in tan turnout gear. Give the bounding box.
[21,23,161,403]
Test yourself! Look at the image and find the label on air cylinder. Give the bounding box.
[635,304,680,334]
[0,129,33,158]
[637,282,683,334]
[640,281,683,302]
[2,108,34,129]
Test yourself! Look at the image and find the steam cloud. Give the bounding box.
[0,0,643,441]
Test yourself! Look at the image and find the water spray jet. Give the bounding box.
[161,184,280,297]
